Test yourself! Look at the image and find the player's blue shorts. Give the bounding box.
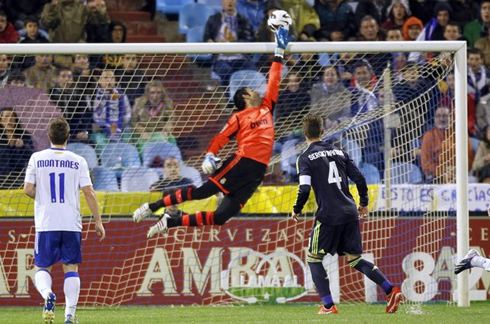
[34,231,82,268]
[308,219,363,256]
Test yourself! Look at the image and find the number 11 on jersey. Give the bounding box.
[49,172,65,203]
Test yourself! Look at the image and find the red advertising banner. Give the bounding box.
[1,217,489,306]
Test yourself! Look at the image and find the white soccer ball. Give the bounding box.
[268,10,292,32]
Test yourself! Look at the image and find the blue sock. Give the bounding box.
[349,257,393,295]
[308,261,334,308]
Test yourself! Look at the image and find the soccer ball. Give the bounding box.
[268,10,292,32]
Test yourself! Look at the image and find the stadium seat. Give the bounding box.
[390,162,423,184]
[142,142,183,168]
[187,26,213,61]
[157,0,194,15]
[179,3,215,35]
[229,70,267,101]
[180,165,203,187]
[66,143,98,169]
[92,167,119,192]
[120,167,160,192]
[359,162,381,184]
[197,0,221,12]
[342,138,362,167]
[99,143,141,169]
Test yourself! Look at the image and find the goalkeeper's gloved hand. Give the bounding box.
[274,26,295,58]
[202,153,221,174]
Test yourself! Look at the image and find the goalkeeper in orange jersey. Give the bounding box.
[132,26,294,238]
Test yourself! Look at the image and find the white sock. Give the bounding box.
[471,256,490,271]
[35,269,53,300]
[64,272,80,318]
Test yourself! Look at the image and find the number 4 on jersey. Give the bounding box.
[327,161,342,189]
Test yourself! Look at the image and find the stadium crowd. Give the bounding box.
[1,0,490,190]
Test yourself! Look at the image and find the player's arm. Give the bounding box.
[202,115,240,174]
[81,185,105,241]
[24,182,35,199]
[345,153,369,218]
[262,27,294,112]
[24,155,36,198]
[292,156,311,221]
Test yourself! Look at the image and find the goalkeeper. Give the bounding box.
[133,26,294,238]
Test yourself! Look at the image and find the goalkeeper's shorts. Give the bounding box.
[210,154,267,206]
[308,219,363,256]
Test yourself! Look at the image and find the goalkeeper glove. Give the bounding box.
[202,153,221,174]
[274,26,295,58]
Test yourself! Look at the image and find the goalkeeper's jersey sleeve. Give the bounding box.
[207,58,283,166]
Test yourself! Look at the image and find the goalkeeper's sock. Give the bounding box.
[308,260,334,308]
[167,211,215,228]
[149,187,194,212]
[349,257,393,295]
[63,272,80,318]
[35,269,53,300]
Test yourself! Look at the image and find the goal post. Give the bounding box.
[0,40,470,307]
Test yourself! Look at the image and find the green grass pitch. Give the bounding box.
[2,301,490,324]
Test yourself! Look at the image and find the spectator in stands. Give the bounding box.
[418,2,453,42]
[329,27,345,41]
[0,11,19,43]
[0,108,33,189]
[355,0,389,27]
[0,54,11,88]
[356,15,391,75]
[19,16,49,44]
[420,106,455,183]
[386,26,403,41]
[402,16,423,41]
[131,81,176,153]
[436,119,474,183]
[4,0,47,30]
[72,54,97,96]
[477,91,490,134]
[351,59,378,94]
[150,156,193,192]
[90,69,131,147]
[314,0,355,40]
[22,54,58,89]
[115,54,148,106]
[386,27,407,81]
[473,126,490,183]
[437,70,455,108]
[275,69,310,121]
[381,0,411,30]
[443,21,463,41]
[310,66,351,123]
[41,0,110,43]
[49,68,91,142]
[475,29,490,69]
[282,0,320,41]
[286,49,323,89]
[336,52,359,87]
[467,48,489,102]
[86,0,110,43]
[237,0,268,33]
[204,0,256,86]
[464,0,490,48]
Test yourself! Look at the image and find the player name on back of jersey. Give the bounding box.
[37,159,79,169]
[308,149,344,160]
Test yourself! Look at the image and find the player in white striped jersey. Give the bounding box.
[24,118,105,324]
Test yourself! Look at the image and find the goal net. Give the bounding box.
[0,41,470,308]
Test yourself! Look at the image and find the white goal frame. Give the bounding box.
[0,40,469,306]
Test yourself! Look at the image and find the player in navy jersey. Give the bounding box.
[292,114,403,315]
[132,26,294,238]
[24,118,105,324]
